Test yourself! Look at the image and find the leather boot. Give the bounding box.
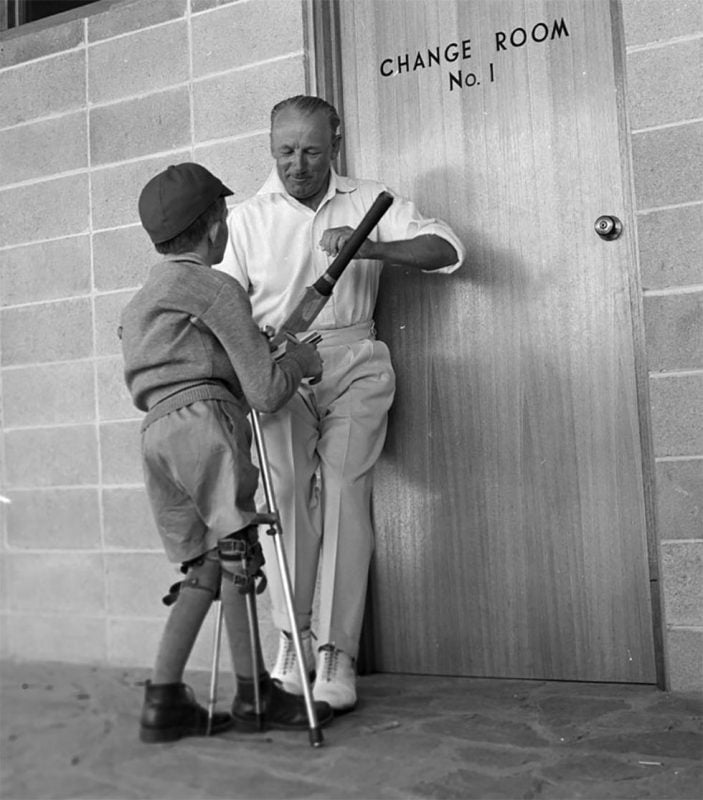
[139,680,234,743]
[232,673,333,732]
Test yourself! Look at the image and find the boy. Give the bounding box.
[120,162,331,742]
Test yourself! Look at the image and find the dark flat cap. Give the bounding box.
[138,163,233,244]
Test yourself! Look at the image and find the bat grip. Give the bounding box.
[312,190,394,295]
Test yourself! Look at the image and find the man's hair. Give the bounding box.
[154,197,226,255]
[270,95,340,137]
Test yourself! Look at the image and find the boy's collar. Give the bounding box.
[161,251,209,267]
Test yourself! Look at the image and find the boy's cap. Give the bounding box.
[138,163,233,244]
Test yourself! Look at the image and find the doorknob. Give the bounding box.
[594,215,623,240]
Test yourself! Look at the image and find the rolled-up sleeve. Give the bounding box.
[377,191,465,274]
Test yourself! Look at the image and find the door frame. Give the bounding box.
[303,0,666,689]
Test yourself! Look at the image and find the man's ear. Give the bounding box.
[331,133,342,159]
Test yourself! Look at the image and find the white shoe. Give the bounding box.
[313,645,357,712]
[270,629,315,695]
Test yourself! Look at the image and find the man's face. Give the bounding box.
[270,108,340,210]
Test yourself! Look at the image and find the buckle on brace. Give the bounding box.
[218,538,247,560]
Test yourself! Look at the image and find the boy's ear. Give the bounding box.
[207,219,222,245]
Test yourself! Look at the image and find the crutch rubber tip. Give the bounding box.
[309,727,324,747]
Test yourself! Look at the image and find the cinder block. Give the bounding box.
[644,293,703,372]
[637,206,703,291]
[1,297,92,366]
[661,541,703,626]
[4,425,99,488]
[91,151,190,231]
[191,0,239,14]
[193,55,305,143]
[100,420,144,485]
[191,0,303,78]
[90,88,191,166]
[88,22,189,105]
[0,173,89,248]
[0,51,85,128]
[105,552,174,616]
[6,552,105,613]
[97,355,139,422]
[194,133,271,204]
[632,122,703,209]
[626,40,703,130]
[0,617,6,659]
[622,0,703,47]
[102,487,161,551]
[1,236,91,307]
[6,488,101,549]
[649,374,703,457]
[0,16,83,66]
[108,617,162,668]
[2,361,96,427]
[88,0,186,42]
[93,226,157,292]
[665,627,703,692]
[4,614,107,663]
[0,555,6,610]
[0,111,87,186]
[95,291,135,357]
[656,460,703,540]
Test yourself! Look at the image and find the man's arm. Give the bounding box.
[319,228,458,272]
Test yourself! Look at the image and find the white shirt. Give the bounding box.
[218,168,465,333]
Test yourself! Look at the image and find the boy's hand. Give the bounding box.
[285,335,323,385]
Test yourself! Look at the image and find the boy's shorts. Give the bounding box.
[142,399,259,563]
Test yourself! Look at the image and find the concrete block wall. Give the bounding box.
[622,0,703,690]
[0,0,308,671]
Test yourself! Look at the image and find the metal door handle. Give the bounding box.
[594,215,623,240]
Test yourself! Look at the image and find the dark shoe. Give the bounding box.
[139,680,234,743]
[232,673,333,732]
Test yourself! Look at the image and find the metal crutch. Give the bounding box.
[250,406,324,748]
[205,596,224,736]
[206,543,267,733]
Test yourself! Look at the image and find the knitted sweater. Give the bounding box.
[120,255,308,424]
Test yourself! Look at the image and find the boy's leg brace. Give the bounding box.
[161,551,221,606]
[218,526,267,727]
[218,526,267,595]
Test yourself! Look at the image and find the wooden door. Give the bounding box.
[334,0,657,682]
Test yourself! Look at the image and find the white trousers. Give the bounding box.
[258,324,396,658]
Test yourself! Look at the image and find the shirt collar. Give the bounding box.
[161,252,208,267]
[258,166,357,207]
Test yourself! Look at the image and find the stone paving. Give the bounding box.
[1,660,701,800]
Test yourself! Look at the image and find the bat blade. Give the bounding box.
[270,285,328,347]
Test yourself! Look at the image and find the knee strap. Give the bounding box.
[162,551,220,606]
[218,526,267,595]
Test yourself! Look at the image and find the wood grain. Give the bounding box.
[338,0,656,681]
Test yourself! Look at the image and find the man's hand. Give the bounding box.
[319,226,373,259]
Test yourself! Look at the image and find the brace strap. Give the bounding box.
[218,527,267,595]
[161,553,219,606]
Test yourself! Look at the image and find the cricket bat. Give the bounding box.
[269,190,394,348]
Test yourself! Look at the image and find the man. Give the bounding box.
[219,95,464,712]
